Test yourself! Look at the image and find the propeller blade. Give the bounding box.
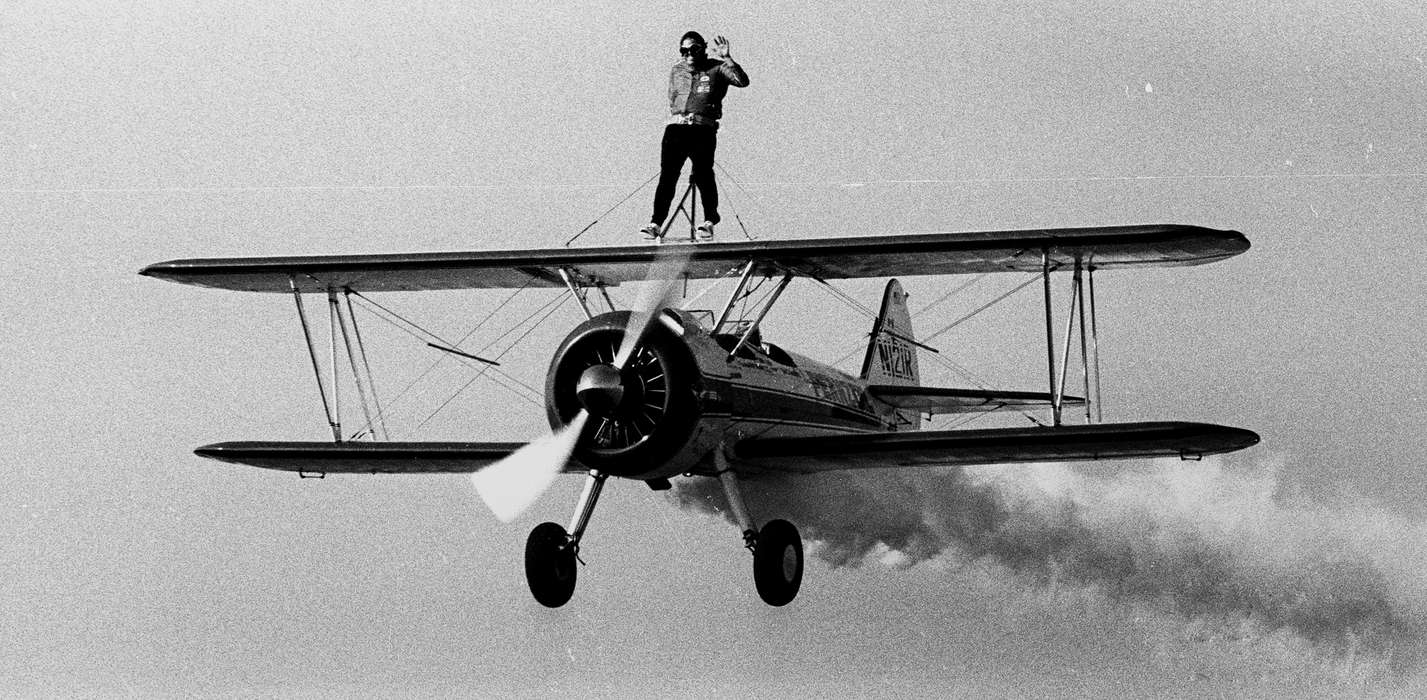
[612,247,692,371]
[471,411,589,523]
[473,249,686,521]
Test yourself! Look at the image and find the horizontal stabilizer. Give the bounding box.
[732,421,1259,473]
[195,441,531,474]
[867,385,1084,415]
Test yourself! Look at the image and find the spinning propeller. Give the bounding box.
[471,247,691,522]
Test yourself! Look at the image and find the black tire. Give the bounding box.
[525,522,577,608]
[753,519,803,606]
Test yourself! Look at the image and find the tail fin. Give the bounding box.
[859,279,921,387]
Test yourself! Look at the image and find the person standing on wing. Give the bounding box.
[640,32,749,241]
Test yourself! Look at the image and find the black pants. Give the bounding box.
[650,123,719,226]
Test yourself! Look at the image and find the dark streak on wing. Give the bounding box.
[139,225,1250,293]
[731,421,1261,473]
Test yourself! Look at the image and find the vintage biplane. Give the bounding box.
[141,225,1259,607]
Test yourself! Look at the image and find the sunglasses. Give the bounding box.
[679,45,706,56]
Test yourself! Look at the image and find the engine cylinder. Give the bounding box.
[545,311,701,478]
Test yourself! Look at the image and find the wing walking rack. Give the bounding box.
[139,224,1249,293]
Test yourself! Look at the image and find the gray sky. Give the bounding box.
[4,1,1427,696]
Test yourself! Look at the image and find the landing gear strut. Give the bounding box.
[525,470,607,608]
[718,449,804,606]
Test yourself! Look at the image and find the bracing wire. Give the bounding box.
[564,172,660,247]
[677,263,754,313]
[454,281,536,348]
[913,273,989,317]
[345,289,570,435]
[806,271,1053,427]
[349,290,555,401]
[730,274,773,327]
[352,282,536,420]
[349,299,545,427]
[410,293,571,434]
[711,162,760,240]
[919,273,1044,347]
[738,276,783,327]
[829,272,1045,370]
[775,263,884,328]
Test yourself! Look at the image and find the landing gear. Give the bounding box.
[525,522,577,607]
[522,462,807,607]
[753,519,803,606]
[524,471,607,608]
[717,449,805,606]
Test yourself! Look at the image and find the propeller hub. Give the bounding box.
[575,364,625,416]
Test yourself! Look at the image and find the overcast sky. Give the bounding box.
[4,1,1427,697]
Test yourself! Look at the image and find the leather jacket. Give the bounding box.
[667,58,749,128]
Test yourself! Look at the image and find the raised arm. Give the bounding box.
[712,35,749,87]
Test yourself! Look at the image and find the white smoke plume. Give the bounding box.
[671,455,1427,673]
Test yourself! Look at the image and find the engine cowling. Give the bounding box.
[545,311,701,478]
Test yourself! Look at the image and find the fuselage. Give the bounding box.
[546,309,904,481]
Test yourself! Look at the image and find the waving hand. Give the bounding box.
[712,35,732,61]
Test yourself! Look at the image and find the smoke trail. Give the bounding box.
[671,455,1427,671]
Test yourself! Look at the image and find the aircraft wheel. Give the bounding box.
[753,519,803,606]
[525,522,577,608]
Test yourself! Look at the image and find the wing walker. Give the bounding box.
[142,224,1259,607]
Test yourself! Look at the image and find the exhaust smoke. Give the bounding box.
[671,455,1427,672]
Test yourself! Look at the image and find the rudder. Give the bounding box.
[859,279,920,387]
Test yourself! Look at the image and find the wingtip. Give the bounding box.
[138,261,183,281]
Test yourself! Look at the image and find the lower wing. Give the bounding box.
[731,421,1259,473]
[194,441,529,474]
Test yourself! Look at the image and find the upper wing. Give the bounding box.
[139,225,1248,293]
[730,421,1259,473]
[867,385,1083,415]
[194,441,534,474]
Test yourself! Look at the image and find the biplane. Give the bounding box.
[140,225,1259,607]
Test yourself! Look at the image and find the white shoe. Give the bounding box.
[640,223,662,240]
[696,221,715,240]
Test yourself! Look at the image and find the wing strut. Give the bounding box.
[1076,261,1094,425]
[288,280,395,444]
[344,291,389,440]
[557,268,619,321]
[1088,264,1104,422]
[727,272,794,361]
[712,261,757,334]
[1040,254,1105,426]
[595,283,616,313]
[1055,264,1079,419]
[291,276,341,441]
[334,290,382,441]
[1041,251,1061,425]
[559,268,595,320]
[326,291,343,439]
[703,256,798,356]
